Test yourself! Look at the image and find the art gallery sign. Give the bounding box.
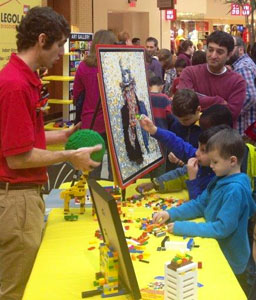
[0,0,41,69]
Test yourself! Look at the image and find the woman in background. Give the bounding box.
[176,39,194,67]
[73,30,117,179]
[158,48,176,97]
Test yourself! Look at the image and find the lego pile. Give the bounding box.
[140,276,165,300]
[167,252,193,271]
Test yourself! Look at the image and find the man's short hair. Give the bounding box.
[148,76,164,87]
[199,104,233,130]
[146,37,158,47]
[199,124,230,145]
[234,36,246,52]
[16,6,70,52]
[207,30,234,54]
[172,89,199,117]
[206,128,245,164]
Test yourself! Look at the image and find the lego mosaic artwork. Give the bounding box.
[96,45,164,188]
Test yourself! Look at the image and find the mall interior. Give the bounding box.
[0,1,256,300]
[43,0,246,49]
[38,0,248,121]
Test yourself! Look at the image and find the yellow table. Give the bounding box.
[22,181,246,300]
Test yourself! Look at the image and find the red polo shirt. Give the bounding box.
[0,53,47,184]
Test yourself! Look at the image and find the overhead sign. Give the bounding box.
[242,4,251,16]
[165,9,176,21]
[157,0,174,10]
[0,0,41,69]
[231,3,241,16]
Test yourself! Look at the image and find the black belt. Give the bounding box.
[0,182,42,190]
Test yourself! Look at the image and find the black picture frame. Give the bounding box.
[88,179,141,299]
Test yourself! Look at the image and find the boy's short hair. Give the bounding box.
[198,124,229,145]
[192,50,206,65]
[132,37,140,44]
[206,128,245,164]
[172,89,199,117]
[199,104,233,130]
[207,30,234,54]
[175,58,187,69]
[16,6,70,52]
[158,48,172,61]
[149,76,164,87]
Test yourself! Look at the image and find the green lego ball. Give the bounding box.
[65,129,106,162]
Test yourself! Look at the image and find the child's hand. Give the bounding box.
[168,152,185,166]
[152,211,170,225]
[167,223,174,233]
[136,182,154,193]
[187,157,199,180]
[139,115,157,135]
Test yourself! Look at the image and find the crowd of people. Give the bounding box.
[0,5,256,300]
[75,24,256,300]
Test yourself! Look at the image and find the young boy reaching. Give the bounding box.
[153,128,256,287]
[137,126,216,199]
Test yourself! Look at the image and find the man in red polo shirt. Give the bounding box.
[0,7,101,300]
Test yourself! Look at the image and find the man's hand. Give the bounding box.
[64,122,81,142]
[139,116,157,135]
[152,211,170,225]
[167,223,174,233]
[135,182,154,193]
[168,152,185,166]
[45,122,82,145]
[69,145,102,172]
[187,157,199,180]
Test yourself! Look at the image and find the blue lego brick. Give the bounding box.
[187,238,194,250]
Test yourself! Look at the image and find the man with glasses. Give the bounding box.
[227,36,256,135]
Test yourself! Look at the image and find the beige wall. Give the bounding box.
[177,0,206,14]
[70,0,93,32]
[93,0,170,49]
[108,12,149,46]
[206,0,244,21]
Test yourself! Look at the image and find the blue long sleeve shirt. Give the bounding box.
[168,173,256,274]
[169,116,201,148]
[153,127,214,199]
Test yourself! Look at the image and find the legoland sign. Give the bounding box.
[0,0,41,69]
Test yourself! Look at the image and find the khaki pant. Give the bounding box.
[0,188,45,300]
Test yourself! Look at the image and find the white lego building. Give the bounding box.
[164,261,197,300]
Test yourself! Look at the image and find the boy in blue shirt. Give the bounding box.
[153,128,256,291]
[137,126,215,199]
[169,89,201,148]
[137,106,234,200]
